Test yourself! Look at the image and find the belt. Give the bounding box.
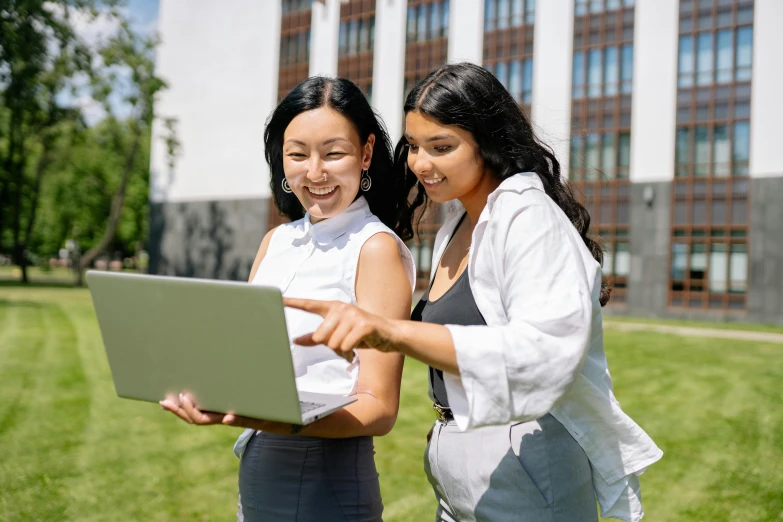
[433,403,454,422]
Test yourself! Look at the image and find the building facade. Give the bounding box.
[149,0,783,325]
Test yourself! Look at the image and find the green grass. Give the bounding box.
[1,286,782,521]
[604,313,783,335]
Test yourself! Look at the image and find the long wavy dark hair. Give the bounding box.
[397,62,610,305]
[265,76,414,241]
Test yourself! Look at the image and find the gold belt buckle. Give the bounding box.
[433,403,451,422]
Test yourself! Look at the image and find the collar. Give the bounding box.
[444,172,544,223]
[285,196,372,245]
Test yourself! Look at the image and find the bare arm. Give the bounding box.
[248,227,277,283]
[294,232,411,437]
[286,304,459,375]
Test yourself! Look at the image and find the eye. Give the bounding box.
[407,144,419,152]
[434,145,452,153]
[287,152,306,159]
[326,151,346,157]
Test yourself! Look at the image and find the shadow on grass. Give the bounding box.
[0,279,76,289]
[0,299,46,309]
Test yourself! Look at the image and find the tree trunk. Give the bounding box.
[9,106,29,284]
[74,122,142,286]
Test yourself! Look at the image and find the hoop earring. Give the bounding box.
[282,178,293,193]
[360,169,371,192]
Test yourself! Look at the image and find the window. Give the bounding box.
[509,60,522,101]
[278,1,313,101]
[678,10,753,87]
[587,48,602,98]
[417,4,427,42]
[522,58,533,103]
[696,32,713,86]
[604,47,618,96]
[736,26,753,81]
[407,6,417,42]
[715,29,733,83]
[486,0,534,29]
[337,2,376,102]
[573,51,585,98]
[678,35,694,87]
[602,132,616,179]
[570,0,635,303]
[670,0,753,310]
[618,132,630,178]
[733,121,750,175]
[620,44,633,93]
[483,0,535,108]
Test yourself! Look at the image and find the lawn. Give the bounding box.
[1,286,782,521]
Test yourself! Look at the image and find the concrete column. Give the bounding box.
[530,0,574,175]
[629,0,679,183]
[448,0,484,65]
[749,0,783,178]
[372,0,408,140]
[310,0,342,77]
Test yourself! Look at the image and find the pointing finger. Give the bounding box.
[283,298,333,317]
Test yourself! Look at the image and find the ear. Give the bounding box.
[362,134,376,170]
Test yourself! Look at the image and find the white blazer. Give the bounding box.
[432,173,663,521]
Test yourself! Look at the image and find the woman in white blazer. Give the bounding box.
[286,63,662,522]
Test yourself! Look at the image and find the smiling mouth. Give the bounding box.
[306,186,338,197]
[421,177,444,186]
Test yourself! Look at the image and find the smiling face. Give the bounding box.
[404,111,495,205]
[283,107,374,222]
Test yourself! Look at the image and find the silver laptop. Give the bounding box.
[86,270,355,425]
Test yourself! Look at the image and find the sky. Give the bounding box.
[127,0,159,35]
[58,0,160,124]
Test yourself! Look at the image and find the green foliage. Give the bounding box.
[30,119,151,258]
[0,0,168,283]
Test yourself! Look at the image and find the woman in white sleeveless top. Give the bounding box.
[161,77,416,521]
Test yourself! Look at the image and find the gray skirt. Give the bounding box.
[237,431,383,522]
[424,414,598,522]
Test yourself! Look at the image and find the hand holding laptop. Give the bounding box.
[160,392,299,434]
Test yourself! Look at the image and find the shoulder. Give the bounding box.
[353,220,416,292]
[358,231,402,261]
[248,226,279,282]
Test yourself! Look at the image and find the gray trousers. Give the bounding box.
[237,431,383,522]
[424,414,598,522]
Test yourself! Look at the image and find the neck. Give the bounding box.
[457,171,501,227]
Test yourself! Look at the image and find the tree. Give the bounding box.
[0,0,97,282]
[0,1,169,285]
[71,17,167,286]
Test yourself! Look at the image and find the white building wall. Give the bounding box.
[749,0,783,178]
[448,0,484,65]
[530,0,574,176]
[629,0,679,183]
[373,0,408,141]
[310,0,342,77]
[149,0,279,203]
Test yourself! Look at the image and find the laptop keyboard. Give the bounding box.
[300,401,325,414]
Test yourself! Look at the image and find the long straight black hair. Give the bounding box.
[397,62,610,305]
[265,76,415,241]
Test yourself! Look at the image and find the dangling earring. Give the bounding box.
[282,178,293,193]
[360,169,371,192]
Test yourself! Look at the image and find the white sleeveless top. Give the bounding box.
[234,196,415,456]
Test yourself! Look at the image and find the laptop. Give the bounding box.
[85,270,356,425]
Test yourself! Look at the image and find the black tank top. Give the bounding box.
[410,215,486,408]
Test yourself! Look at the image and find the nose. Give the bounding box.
[304,156,326,183]
[411,149,433,176]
